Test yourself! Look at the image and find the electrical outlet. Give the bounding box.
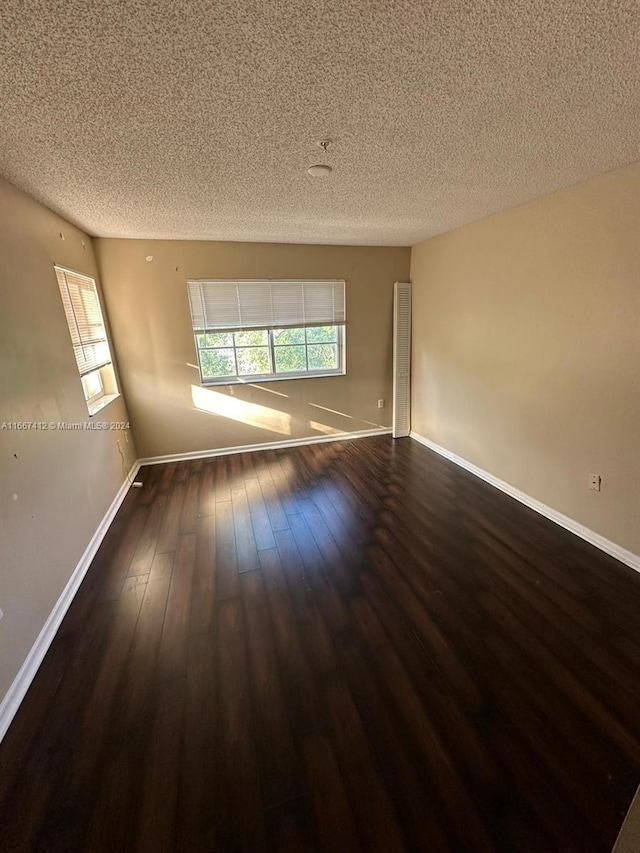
[588,473,601,491]
[377,399,384,409]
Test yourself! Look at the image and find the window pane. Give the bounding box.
[198,332,233,347]
[273,327,305,345]
[200,348,236,378]
[274,345,307,373]
[237,347,270,375]
[306,325,337,343]
[307,344,338,371]
[81,369,103,401]
[234,329,268,347]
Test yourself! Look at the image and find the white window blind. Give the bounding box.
[186,279,346,332]
[54,266,112,377]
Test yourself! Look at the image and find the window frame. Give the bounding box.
[54,264,120,415]
[187,279,347,386]
[194,324,345,386]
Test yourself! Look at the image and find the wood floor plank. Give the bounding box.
[174,460,190,484]
[302,731,363,852]
[157,460,178,493]
[474,539,640,730]
[189,512,217,635]
[158,533,196,681]
[135,462,163,506]
[323,677,405,852]
[349,591,496,852]
[272,454,303,515]
[245,476,277,551]
[84,747,143,851]
[95,505,148,601]
[367,540,486,712]
[264,796,318,853]
[258,547,325,738]
[214,500,239,599]
[197,461,216,517]
[134,678,185,853]
[483,588,640,764]
[178,629,227,849]
[257,452,295,526]
[119,561,173,729]
[231,486,260,572]
[481,613,640,795]
[217,597,266,851]
[156,481,186,554]
[336,631,452,852]
[359,564,503,794]
[68,577,147,795]
[128,494,167,576]
[287,511,327,576]
[214,455,231,503]
[180,471,201,533]
[240,570,303,807]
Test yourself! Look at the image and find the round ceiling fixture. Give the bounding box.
[145,255,153,262]
[307,164,332,177]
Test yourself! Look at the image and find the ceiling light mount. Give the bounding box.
[317,139,331,152]
[307,164,332,177]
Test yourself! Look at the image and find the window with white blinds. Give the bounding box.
[55,266,112,377]
[54,265,120,415]
[186,279,346,384]
[186,279,345,332]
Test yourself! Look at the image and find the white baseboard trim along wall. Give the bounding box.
[137,426,392,466]
[0,461,141,744]
[0,427,390,743]
[410,431,640,574]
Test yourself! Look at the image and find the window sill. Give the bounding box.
[88,393,120,416]
[201,371,345,387]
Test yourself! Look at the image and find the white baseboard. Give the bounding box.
[0,461,141,744]
[410,431,640,574]
[137,427,392,466]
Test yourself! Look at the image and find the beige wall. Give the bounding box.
[410,161,640,557]
[0,178,136,705]
[614,786,640,853]
[95,239,411,458]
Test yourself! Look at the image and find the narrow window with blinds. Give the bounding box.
[186,279,346,384]
[54,265,119,414]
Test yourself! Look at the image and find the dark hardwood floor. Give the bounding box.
[1,435,639,852]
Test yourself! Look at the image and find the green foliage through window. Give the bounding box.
[196,326,343,383]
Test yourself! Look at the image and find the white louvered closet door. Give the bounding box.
[392,282,412,438]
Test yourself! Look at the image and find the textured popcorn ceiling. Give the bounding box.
[1,1,640,245]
